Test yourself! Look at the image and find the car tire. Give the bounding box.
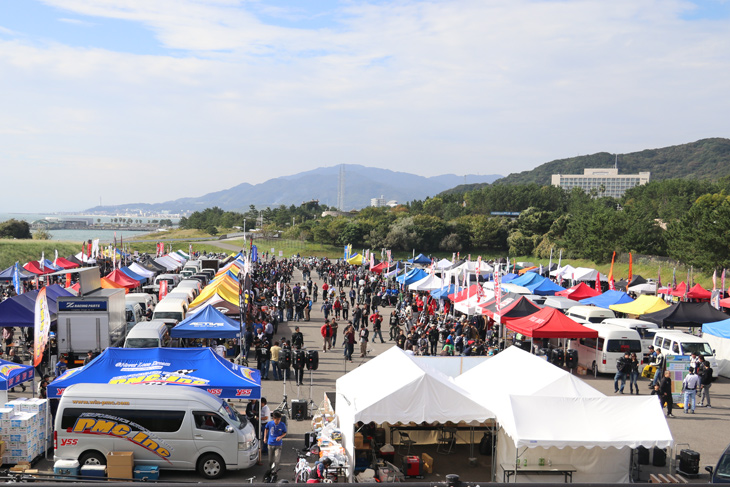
[79,450,107,466]
[197,453,226,480]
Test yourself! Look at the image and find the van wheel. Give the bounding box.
[591,361,598,377]
[79,450,106,466]
[197,453,225,480]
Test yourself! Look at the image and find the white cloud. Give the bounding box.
[1,0,729,212]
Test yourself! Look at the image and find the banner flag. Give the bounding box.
[33,287,51,367]
[628,253,633,283]
[12,262,22,295]
[595,272,602,293]
[672,268,677,290]
[40,252,45,272]
[548,247,553,273]
[495,265,502,313]
[557,249,562,270]
[713,269,717,291]
[657,266,662,289]
[159,280,168,301]
[54,249,58,267]
[722,269,726,296]
[251,245,258,263]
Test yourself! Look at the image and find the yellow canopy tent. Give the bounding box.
[610,295,670,316]
[347,253,364,265]
[190,282,240,309]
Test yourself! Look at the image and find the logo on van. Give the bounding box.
[71,413,173,461]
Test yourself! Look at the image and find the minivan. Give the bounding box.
[152,297,188,323]
[601,318,659,355]
[652,330,719,378]
[124,321,170,348]
[569,323,643,375]
[125,303,145,332]
[155,274,182,289]
[566,305,616,324]
[126,292,157,311]
[54,384,258,480]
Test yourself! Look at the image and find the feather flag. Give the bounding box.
[713,269,717,291]
[672,268,677,290]
[33,287,51,367]
[495,265,502,313]
[548,247,553,274]
[557,249,562,270]
[12,262,22,295]
[722,269,726,296]
[608,251,616,291]
[657,266,662,289]
[595,272,602,293]
[627,253,633,283]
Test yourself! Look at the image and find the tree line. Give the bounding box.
[180,177,730,272]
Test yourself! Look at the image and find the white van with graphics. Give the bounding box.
[54,384,258,480]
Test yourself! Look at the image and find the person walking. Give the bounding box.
[629,352,640,394]
[659,370,674,417]
[263,411,287,471]
[344,323,355,362]
[359,324,369,357]
[699,360,713,408]
[614,351,631,394]
[370,311,385,344]
[649,349,664,387]
[320,321,332,352]
[8,348,25,392]
[682,367,701,414]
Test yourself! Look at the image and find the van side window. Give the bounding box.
[606,339,642,353]
[597,337,605,351]
[672,342,680,354]
[579,337,596,349]
[61,408,185,432]
[663,338,672,349]
[194,412,228,431]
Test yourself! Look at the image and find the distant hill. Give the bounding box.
[493,138,730,186]
[85,165,502,213]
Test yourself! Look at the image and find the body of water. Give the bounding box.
[0,213,177,243]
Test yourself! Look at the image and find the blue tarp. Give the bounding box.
[408,254,431,265]
[580,290,634,307]
[526,279,566,296]
[172,305,242,338]
[0,359,34,391]
[42,259,62,272]
[703,319,730,339]
[397,268,428,285]
[500,273,520,283]
[120,266,148,285]
[431,284,457,299]
[509,272,545,288]
[47,347,260,399]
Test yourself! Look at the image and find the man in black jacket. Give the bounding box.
[614,351,631,394]
[699,357,713,408]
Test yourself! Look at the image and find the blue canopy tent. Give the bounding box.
[120,266,148,285]
[171,305,242,339]
[396,268,420,284]
[47,347,260,399]
[526,278,566,296]
[408,254,431,265]
[0,358,34,391]
[397,268,428,285]
[580,290,634,307]
[509,272,545,288]
[0,264,35,281]
[0,285,73,326]
[500,273,520,283]
[431,284,457,299]
[41,259,62,272]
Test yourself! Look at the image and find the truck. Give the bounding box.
[57,289,127,368]
[201,259,219,273]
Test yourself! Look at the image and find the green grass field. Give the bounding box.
[0,240,83,270]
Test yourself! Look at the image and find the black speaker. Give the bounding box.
[551,348,564,365]
[306,350,319,370]
[636,446,650,465]
[652,447,667,467]
[292,399,308,421]
[278,349,292,369]
[565,349,578,368]
[293,350,306,370]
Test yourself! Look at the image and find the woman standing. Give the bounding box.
[629,352,640,395]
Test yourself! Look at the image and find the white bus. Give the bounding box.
[569,323,642,375]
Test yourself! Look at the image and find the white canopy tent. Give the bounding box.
[453,290,494,315]
[572,267,605,282]
[336,348,495,480]
[628,282,658,295]
[154,256,180,271]
[408,273,446,291]
[128,262,155,279]
[435,258,455,270]
[550,264,576,279]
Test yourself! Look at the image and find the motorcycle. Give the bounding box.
[264,463,279,483]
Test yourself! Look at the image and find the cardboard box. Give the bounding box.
[354,433,364,449]
[422,453,433,474]
[106,451,134,466]
[107,465,133,479]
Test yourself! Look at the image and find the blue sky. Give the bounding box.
[1,0,729,212]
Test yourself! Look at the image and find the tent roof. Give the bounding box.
[0,264,36,281]
[580,290,634,308]
[370,262,388,273]
[101,277,127,292]
[346,253,363,265]
[641,302,729,328]
[397,268,428,285]
[172,305,241,338]
[408,274,444,291]
[53,257,79,270]
[408,253,431,265]
[610,295,669,315]
[686,283,711,300]
[507,306,599,338]
[572,267,605,282]
[526,278,565,296]
[128,262,155,278]
[142,259,167,272]
[550,264,576,278]
[435,258,454,269]
[0,358,34,391]
[448,284,483,302]
[482,295,541,320]
[191,296,241,316]
[502,395,673,449]
[105,269,140,289]
[336,347,494,424]
[430,284,457,300]
[555,282,601,301]
[23,261,53,275]
[703,319,730,339]
[509,272,544,288]
[47,347,260,399]
[119,267,148,285]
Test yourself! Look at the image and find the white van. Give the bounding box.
[177,280,201,296]
[155,274,182,289]
[652,330,720,378]
[124,321,171,348]
[569,323,643,375]
[125,303,145,331]
[126,292,157,310]
[566,305,616,324]
[152,298,188,323]
[602,318,658,355]
[54,384,258,480]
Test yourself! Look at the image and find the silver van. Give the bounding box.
[124,321,170,348]
[54,384,258,480]
[566,305,615,324]
[152,297,188,323]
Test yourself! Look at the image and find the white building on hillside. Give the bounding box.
[551,168,650,198]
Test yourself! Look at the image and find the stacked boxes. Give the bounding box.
[106,451,134,479]
[1,399,50,465]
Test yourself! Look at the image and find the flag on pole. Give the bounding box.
[657,266,662,289]
[12,262,22,295]
[548,247,553,273]
[495,265,502,313]
[608,251,616,291]
[54,249,58,267]
[40,252,45,272]
[672,268,677,290]
[627,253,633,283]
[685,268,690,299]
[557,249,562,269]
[159,280,168,301]
[722,269,726,296]
[595,272,602,293]
[33,287,51,367]
[713,270,717,291]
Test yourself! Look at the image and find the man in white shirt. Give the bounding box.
[260,397,271,454]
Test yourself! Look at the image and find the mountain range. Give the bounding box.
[86,165,502,213]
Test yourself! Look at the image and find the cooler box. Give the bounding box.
[134,465,160,480]
[402,455,423,478]
[679,449,700,475]
[378,445,395,463]
[54,459,80,479]
[80,465,107,478]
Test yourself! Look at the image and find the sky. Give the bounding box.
[1,0,729,213]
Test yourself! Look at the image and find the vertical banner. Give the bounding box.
[54,249,58,267]
[495,265,502,313]
[557,249,562,270]
[40,252,45,272]
[92,239,100,258]
[33,287,51,367]
[189,244,193,258]
[627,253,633,283]
[12,262,22,295]
[671,267,677,290]
[548,247,553,274]
[251,245,258,263]
[713,269,717,291]
[595,272,602,293]
[66,272,71,289]
[608,251,616,291]
[159,280,168,301]
[722,269,726,297]
[657,266,662,289]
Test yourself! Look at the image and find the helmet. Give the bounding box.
[322,457,333,466]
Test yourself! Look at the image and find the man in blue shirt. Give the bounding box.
[263,411,287,471]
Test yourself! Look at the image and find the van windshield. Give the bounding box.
[153,312,182,321]
[682,342,714,356]
[219,402,248,430]
[125,338,160,348]
[588,317,608,323]
[606,339,642,353]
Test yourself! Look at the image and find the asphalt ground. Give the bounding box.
[15,265,730,483]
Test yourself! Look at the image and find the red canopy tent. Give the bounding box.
[685,283,711,300]
[23,261,54,275]
[720,297,730,308]
[554,282,600,301]
[105,269,140,289]
[507,306,599,338]
[370,262,388,274]
[448,284,482,302]
[481,296,541,322]
[669,282,688,297]
[53,257,79,269]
